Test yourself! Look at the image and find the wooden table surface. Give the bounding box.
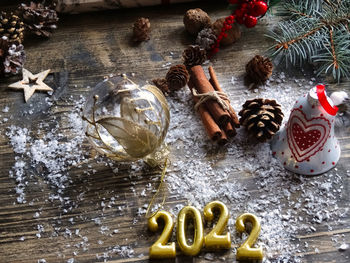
[0,1,349,263]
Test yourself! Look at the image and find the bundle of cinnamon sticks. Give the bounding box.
[188,65,240,144]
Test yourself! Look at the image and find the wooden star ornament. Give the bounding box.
[8,68,53,102]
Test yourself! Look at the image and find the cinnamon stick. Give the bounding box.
[218,130,228,145]
[208,70,238,137]
[188,80,222,141]
[208,66,240,128]
[224,122,237,138]
[190,66,231,127]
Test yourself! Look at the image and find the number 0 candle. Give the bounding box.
[177,206,204,256]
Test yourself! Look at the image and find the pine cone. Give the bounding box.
[165,65,189,91]
[183,8,211,35]
[196,28,217,51]
[0,36,25,76]
[182,45,207,68]
[133,17,150,42]
[239,98,284,142]
[246,55,273,84]
[212,18,241,46]
[152,78,169,94]
[0,12,24,44]
[17,2,59,38]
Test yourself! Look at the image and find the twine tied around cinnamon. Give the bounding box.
[192,88,231,113]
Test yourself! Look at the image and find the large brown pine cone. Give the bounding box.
[17,2,59,38]
[165,65,189,91]
[239,98,284,142]
[133,17,151,42]
[0,36,25,76]
[246,55,273,84]
[182,45,207,68]
[0,12,24,44]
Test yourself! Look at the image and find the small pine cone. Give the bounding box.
[0,12,24,44]
[165,65,189,91]
[152,78,169,94]
[196,28,217,51]
[17,2,59,38]
[182,45,207,68]
[133,17,150,42]
[4,41,26,75]
[246,55,273,84]
[183,8,211,35]
[239,98,284,142]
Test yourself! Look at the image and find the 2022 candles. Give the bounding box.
[148,201,263,260]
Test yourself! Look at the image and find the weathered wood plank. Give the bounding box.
[0,1,349,263]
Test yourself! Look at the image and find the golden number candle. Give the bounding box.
[235,213,263,260]
[148,210,176,259]
[203,200,231,249]
[177,206,204,256]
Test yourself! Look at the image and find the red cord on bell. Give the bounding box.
[316,84,338,116]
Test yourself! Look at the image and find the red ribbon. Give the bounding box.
[316,84,338,116]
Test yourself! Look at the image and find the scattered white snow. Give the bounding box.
[3,72,348,262]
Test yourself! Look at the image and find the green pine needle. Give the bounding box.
[266,0,350,82]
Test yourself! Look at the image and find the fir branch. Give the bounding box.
[285,8,312,19]
[324,0,338,11]
[274,25,323,50]
[313,24,350,80]
[279,0,322,18]
[267,0,350,82]
[328,27,338,69]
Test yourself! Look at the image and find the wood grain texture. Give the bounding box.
[0,1,349,263]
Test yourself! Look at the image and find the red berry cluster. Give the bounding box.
[211,15,235,55]
[210,0,268,56]
[232,0,268,28]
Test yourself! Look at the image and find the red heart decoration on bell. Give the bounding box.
[292,123,322,152]
[271,85,340,175]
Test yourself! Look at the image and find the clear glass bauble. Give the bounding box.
[83,76,170,165]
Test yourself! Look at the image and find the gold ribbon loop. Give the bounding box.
[145,157,169,219]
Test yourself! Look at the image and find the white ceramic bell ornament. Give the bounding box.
[271,85,340,175]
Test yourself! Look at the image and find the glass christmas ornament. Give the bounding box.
[83,75,170,166]
[271,85,340,175]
